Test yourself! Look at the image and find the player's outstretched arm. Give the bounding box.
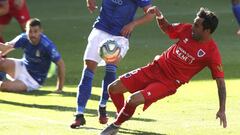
[147,6,171,33]
[0,42,15,56]
[55,58,65,93]
[86,0,97,13]
[215,77,227,128]
[120,5,154,37]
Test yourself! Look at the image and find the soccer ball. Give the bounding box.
[99,39,121,62]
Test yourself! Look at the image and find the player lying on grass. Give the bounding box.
[100,6,227,135]
[0,18,65,93]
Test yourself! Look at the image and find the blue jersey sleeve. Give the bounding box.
[10,34,27,49]
[136,0,151,8]
[47,43,61,63]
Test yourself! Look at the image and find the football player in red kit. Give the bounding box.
[0,0,30,43]
[100,6,227,135]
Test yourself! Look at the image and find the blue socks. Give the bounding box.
[99,64,117,107]
[77,68,94,114]
[233,3,240,25]
[76,64,117,114]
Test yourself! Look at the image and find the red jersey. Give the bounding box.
[154,23,224,83]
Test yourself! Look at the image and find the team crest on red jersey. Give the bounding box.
[197,49,205,57]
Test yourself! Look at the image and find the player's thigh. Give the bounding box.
[13,2,30,29]
[84,28,108,64]
[0,14,11,30]
[0,59,15,77]
[141,82,177,104]
[119,69,152,93]
[1,80,27,92]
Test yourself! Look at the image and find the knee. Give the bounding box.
[108,82,117,94]
[85,60,97,73]
[108,79,121,94]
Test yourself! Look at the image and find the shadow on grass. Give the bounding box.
[119,127,167,135]
[71,126,166,135]
[0,99,76,112]
[0,99,156,122]
[70,126,102,131]
[6,90,102,101]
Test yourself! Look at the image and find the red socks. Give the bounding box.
[114,102,136,126]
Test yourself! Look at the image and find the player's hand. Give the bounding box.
[216,110,227,128]
[86,0,97,13]
[121,22,136,37]
[146,6,162,17]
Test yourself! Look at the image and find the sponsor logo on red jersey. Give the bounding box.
[175,46,195,64]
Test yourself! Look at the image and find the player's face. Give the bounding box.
[192,17,205,41]
[26,26,42,45]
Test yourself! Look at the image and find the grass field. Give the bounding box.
[0,80,239,135]
[1,0,240,135]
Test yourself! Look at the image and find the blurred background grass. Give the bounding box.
[2,0,240,86]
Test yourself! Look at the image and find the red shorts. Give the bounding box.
[0,0,30,25]
[120,61,182,111]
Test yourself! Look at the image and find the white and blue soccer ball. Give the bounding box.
[99,39,121,62]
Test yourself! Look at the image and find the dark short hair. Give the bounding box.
[197,7,218,34]
[26,18,41,28]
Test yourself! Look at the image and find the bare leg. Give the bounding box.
[0,59,27,92]
[108,79,129,113]
[0,58,16,77]
[0,80,27,92]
